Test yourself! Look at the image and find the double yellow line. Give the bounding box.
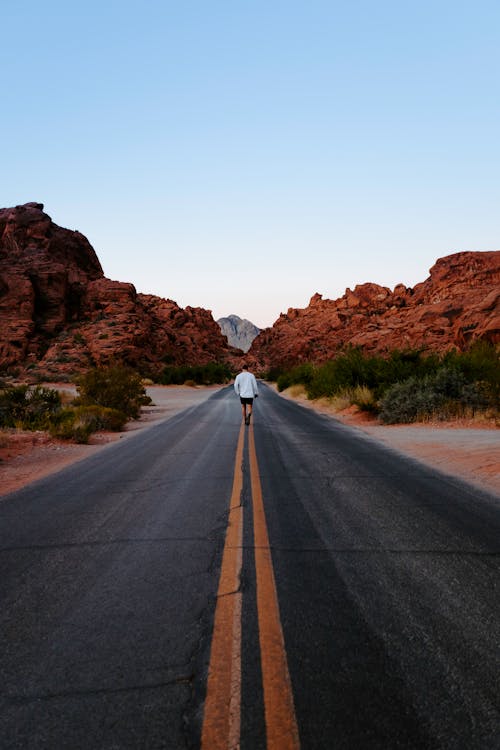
[201,423,300,749]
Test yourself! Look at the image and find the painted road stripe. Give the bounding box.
[201,423,245,750]
[248,425,301,750]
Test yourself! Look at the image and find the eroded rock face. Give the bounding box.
[0,203,234,378]
[249,251,500,370]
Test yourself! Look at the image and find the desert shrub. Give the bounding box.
[277,363,314,392]
[74,365,151,419]
[49,408,94,443]
[304,348,376,399]
[443,341,500,409]
[304,348,441,401]
[375,349,441,394]
[304,362,332,399]
[160,362,232,385]
[351,385,378,412]
[264,366,284,382]
[49,405,127,443]
[274,343,498,421]
[0,385,61,429]
[379,367,489,424]
[314,385,377,413]
[77,405,128,431]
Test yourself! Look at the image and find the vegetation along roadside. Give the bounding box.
[0,361,234,446]
[271,342,499,425]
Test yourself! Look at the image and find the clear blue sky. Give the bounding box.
[2,1,499,328]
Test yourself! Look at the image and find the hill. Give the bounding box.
[0,203,235,380]
[249,251,500,371]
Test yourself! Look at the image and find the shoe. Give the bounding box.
[245,414,250,425]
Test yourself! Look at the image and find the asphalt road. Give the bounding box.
[0,384,499,749]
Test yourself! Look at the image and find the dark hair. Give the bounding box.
[242,364,248,370]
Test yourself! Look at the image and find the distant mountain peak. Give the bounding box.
[217,314,260,352]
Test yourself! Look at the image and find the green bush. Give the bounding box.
[76,405,128,431]
[49,408,94,443]
[264,367,284,382]
[160,362,232,385]
[304,347,442,401]
[442,341,500,409]
[74,365,151,419]
[277,363,314,392]
[49,405,128,443]
[0,385,61,429]
[0,372,135,443]
[379,367,489,424]
[274,342,499,423]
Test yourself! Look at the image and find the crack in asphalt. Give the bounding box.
[100,473,235,494]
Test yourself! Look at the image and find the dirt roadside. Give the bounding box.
[1,383,499,499]
[276,386,500,497]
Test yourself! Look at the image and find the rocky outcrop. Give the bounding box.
[0,203,235,379]
[249,251,500,370]
[217,314,260,352]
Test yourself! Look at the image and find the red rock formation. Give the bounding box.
[249,251,500,370]
[0,203,235,379]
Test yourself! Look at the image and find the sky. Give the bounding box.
[1,1,499,329]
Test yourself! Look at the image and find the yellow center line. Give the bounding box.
[248,425,301,750]
[201,423,245,750]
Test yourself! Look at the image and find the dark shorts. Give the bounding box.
[240,397,254,405]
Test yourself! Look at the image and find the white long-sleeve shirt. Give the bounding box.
[234,370,258,398]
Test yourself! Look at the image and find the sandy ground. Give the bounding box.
[0,385,222,497]
[1,383,499,499]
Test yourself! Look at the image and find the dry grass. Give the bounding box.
[283,384,375,414]
[329,393,352,411]
[287,384,308,398]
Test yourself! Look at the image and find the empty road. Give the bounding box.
[1,384,499,749]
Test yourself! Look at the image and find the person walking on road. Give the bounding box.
[234,364,258,425]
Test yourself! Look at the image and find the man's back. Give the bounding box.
[234,370,258,398]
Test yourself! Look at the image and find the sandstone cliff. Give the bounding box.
[217,314,260,352]
[249,251,500,370]
[0,203,234,379]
